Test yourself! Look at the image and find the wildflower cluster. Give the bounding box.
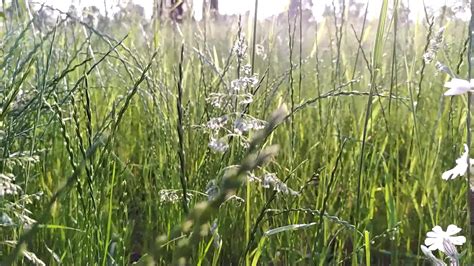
[0,173,21,197]
[0,118,44,262]
[421,225,465,265]
[255,44,267,60]
[205,63,263,153]
[158,189,193,204]
[205,113,266,153]
[233,34,248,61]
[417,52,474,263]
[205,179,219,201]
[245,171,299,195]
[423,26,445,64]
[205,177,244,204]
[203,31,269,153]
[260,172,299,196]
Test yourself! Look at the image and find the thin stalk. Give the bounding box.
[414,14,434,110]
[288,9,297,169]
[468,0,474,249]
[389,1,399,264]
[314,17,322,119]
[298,0,302,101]
[388,0,399,114]
[333,0,345,85]
[245,177,250,265]
[251,0,258,74]
[314,139,346,257]
[354,0,388,263]
[176,43,189,215]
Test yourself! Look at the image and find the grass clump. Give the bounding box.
[0,1,473,264]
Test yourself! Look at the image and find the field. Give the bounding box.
[0,1,473,265]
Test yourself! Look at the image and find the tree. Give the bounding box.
[289,0,313,16]
[170,0,185,22]
[210,0,218,11]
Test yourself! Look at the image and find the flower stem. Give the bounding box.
[467,0,474,251]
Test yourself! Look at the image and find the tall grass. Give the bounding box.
[0,1,472,264]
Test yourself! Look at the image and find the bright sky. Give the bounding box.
[32,0,470,21]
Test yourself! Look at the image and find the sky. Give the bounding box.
[31,0,470,21]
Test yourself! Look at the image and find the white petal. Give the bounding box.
[456,155,467,165]
[444,87,469,96]
[428,241,444,252]
[450,236,466,245]
[420,245,437,259]
[446,224,462,235]
[441,169,455,180]
[420,245,429,252]
[444,78,473,95]
[445,78,471,89]
[442,164,467,180]
[424,237,438,246]
[426,231,440,238]
[455,145,469,164]
[432,225,443,233]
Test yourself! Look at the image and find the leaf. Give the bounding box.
[264,222,317,236]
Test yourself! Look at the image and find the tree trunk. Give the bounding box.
[170,0,184,22]
[210,0,218,11]
[289,0,300,15]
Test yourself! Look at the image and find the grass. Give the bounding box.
[0,1,472,264]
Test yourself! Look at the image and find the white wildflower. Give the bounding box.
[420,245,447,266]
[442,144,474,180]
[239,93,253,105]
[158,190,180,203]
[206,179,219,201]
[250,119,265,130]
[208,137,229,153]
[158,189,191,203]
[423,27,444,64]
[0,173,21,197]
[247,172,261,183]
[230,76,258,93]
[444,78,474,96]
[230,78,244,93]
[206,116,228,131]
[206,93,227,108]
[424,224,466,253]
[423,51,435,64]
[233,35,248,59]
[234,117,266,135]
[242,64,252,76]
[242,76,258,87]
[262,173,278,189]
[435,61,450,74]
[234,118,253,135]
[262,173,299,196]
[255,44,267,59]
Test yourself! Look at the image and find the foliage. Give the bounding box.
[0,0,472,264]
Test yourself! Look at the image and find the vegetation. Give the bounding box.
[0,0,473,264]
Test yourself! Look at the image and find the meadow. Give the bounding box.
[0,1,472,265]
